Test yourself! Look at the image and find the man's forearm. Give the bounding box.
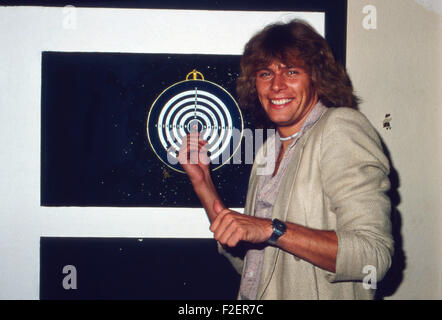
[192,176,223,224]
[275,222,338,273]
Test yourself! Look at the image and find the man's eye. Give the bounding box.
[287,69,300,75]
[257,71,271,78]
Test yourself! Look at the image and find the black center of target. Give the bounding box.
[147,79,243,173]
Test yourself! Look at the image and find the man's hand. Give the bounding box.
[210,200,273,247]
[177,132,210,185]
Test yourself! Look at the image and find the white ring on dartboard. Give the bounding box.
[147,74,243,173]
[157,90,233,158]
[161,89,232,160]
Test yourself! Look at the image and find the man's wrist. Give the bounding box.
[192,176,215,194]
[265,219,274,240]
[267,219,287,245]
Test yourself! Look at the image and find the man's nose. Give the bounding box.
[271,73,287,91]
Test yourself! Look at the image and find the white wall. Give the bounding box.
[347,0,441,299]
[0,6,324,299]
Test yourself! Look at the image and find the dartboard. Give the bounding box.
[147,70,243,173]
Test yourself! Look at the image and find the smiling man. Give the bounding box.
[179,19,393,300]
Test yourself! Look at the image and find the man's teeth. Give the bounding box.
[271,98,293,105]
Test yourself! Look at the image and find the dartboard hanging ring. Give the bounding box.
[147,70,244,173]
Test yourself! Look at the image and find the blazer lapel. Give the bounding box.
[272,106,329,223]
[244,135,272,217]
[256,139,306,299]
[256,108,329,299]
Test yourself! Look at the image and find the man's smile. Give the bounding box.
[269,98,294,108]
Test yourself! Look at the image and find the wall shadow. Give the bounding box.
[375,138,406,299]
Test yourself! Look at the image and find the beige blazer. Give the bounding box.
[220,107,394,300]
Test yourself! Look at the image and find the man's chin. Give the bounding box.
[268,118,293,127]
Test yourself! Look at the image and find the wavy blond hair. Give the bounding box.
[236,19,359,128]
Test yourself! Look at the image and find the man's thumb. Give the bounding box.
[213,199,225,214]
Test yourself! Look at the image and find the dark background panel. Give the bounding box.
[41,52,253,207]
[40,237,241,299]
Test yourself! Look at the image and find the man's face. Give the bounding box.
[255,59,318,130]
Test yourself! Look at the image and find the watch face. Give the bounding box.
[147,77,243,173]
[273,219,287,233]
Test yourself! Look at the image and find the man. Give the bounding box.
[178,20,393,300]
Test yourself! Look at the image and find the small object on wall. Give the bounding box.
[383,113,392,130]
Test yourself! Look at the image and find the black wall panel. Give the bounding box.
[40,237,240,299]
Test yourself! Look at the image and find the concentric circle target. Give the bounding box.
[147,79,243,173]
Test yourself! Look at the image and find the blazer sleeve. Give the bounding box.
[319,108,394,283]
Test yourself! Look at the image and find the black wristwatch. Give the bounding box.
[267,218,287,245]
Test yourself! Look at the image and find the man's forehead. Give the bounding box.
[258,58,307,70]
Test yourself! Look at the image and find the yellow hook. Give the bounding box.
[185,69,205,80]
